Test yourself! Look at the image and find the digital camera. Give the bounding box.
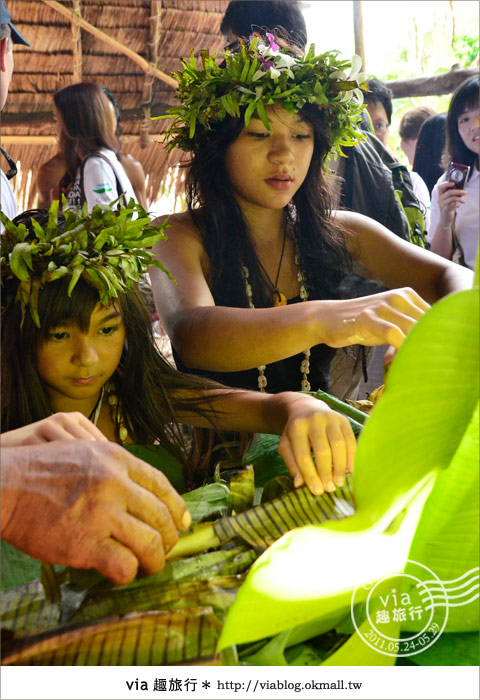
[446,162,470,190]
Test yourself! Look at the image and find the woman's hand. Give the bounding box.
[319,287,430,350]
[0,412,108,447]
[276,394,356,496]
[437,180,467,229]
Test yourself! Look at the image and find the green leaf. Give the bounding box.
[2,609,222,666]
[218,289,479,651]
[9,243,32,281]
[229,465,255,513]
[67,264,85,297]
[255,100,270,130]
[406,631,479,666]
[182,483,230,524]
[244,99,258,126]
[124,444,186,494]
[214,477,355,552]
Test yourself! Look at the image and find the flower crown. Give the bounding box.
[0,198,172,327]
[161,34,368,156]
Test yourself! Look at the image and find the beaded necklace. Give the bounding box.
[90,381,128,445]
[242,245,311,393]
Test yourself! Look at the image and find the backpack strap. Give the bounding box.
[79,151,127,207]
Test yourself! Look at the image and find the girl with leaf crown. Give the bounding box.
[2,203,361,497]
[150,33,471,398]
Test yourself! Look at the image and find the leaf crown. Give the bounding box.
[0,198,172,327]
[161,34,369,156]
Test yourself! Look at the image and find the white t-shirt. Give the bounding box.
[1,169,17,233]
[67,148,138,212]
[410,170,431,232]
[429,165,479,270]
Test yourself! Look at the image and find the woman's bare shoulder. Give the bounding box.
[154,211,200,237]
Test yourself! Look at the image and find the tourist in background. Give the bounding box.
[429,77,478,269]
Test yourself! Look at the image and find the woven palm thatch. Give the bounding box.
[1,0,229,211]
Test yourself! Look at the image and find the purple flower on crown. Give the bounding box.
[266,32,279,52]
[257,54,274,71]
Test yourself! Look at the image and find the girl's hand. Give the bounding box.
[0,413,108,447]
[276,394,356,496]
[437,181,467,229]
[320,287,430,350]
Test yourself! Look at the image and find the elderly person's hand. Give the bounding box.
[1,440,191,585]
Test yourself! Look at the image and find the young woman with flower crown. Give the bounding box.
[1,204,360,497]
[150,34,471,398]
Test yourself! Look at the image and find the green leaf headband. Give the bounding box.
[161,35,368,157]
[0,197,172,327]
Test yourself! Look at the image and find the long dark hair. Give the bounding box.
[54,82,121,195]
[1,215,227,483]
[186,104,353,310]
[443,76,479,175]
[413,113,447,194]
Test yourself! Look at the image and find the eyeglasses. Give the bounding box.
[0,146,17,180]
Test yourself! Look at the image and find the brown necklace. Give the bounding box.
[257,226,288,306]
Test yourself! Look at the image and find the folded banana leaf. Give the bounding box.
[2,608,222,666]
[67,574,246,625]
[1,445,355,665]
[228,464,255,513]
[214,475,355,551]
[1,546,256,634]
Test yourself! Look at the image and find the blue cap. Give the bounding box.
[0,0,30,46]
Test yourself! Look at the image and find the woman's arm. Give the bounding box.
[120,154,148,211]
[175,389,356,496]
[337,210,473,299]
[150,213,435,372]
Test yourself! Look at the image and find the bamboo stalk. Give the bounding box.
[41,0,178,88]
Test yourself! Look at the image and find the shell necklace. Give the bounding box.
[90,381,128,445]
[242,244,311,393]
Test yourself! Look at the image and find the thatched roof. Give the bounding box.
[1,0,230,211]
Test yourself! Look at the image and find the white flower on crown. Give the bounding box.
[252,35,298,82]
[329,54,367,104]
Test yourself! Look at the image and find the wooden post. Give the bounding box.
[71,0,83,82]
[142,0,161,106]
[353,0,366,72]
[140,0,162,147]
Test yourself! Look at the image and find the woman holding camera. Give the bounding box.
[428,76,479,269]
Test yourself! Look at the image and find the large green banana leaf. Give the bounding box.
[218,288,479,653]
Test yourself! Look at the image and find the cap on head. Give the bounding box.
[0,0,30,46]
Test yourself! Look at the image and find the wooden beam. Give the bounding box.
[1,134,168,145]
[1,101,172,126]
[386,67,477,99]
[353,1,366,72]
[41,0,177,88]
[71,0,83,82]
